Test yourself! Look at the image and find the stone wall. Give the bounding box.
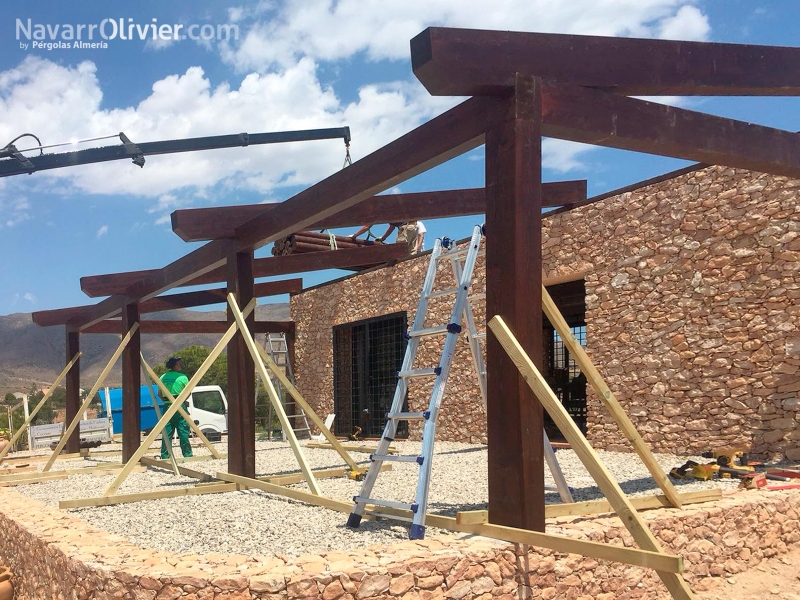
[1,487,799,599]
[291,166,800,459]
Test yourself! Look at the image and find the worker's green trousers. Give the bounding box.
[160,407,193,459]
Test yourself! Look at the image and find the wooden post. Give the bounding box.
[485,74,545,530]
[121,303,141,462]
[227,251,256,478]
[65,329,81,453]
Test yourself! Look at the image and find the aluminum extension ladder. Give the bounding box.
[347,225,572,540]
[263,333,312,439]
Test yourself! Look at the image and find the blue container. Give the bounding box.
[98,385,165,434]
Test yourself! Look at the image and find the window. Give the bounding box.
[192,390,226,415]
[333,312,408,439]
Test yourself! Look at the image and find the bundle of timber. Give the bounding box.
[272,231,376,256]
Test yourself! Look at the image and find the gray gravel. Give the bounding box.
[7,439,738,558]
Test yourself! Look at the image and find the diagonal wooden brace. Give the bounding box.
[43,326,140,471]
[540,285,682,508]
[489,315,695,600]
[254,343,362,474]
[0,352,82,463]
[227,293,321,495]
[103,299,256,497]
[140,355,222,459]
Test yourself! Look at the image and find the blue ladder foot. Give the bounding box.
[409,524,426,540]
[347,513,363,528]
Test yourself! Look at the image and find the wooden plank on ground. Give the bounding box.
[305,442,398,455]
[0,473,68,486]
[140,457,214,481]
[489,315,694,598]
[260,464,391,486]
[59,483,241,509]
[0,466,36,475]
[0,463,130,482]
[217,472,681,573]
[544,489,722,519]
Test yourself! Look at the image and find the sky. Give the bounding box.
[0,0,799,318]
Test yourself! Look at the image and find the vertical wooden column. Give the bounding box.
[65,328,81,453]
[485,74,545,530]
[227,251,256,477]
[121,302,141,462]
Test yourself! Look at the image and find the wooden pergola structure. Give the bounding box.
[32,28,800,536]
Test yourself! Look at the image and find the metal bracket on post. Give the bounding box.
[119,132,145,168]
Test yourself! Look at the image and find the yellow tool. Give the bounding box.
[669,460,719,481]
[701,447,753,470]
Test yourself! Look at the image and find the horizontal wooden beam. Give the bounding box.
[59,483,240,509]
[412,27,800,97]
[34,279,302,327]
[171,182,587,242]
[542,488,722,519]
[78,242,408,299]
[82,320,293,335]
[539,81,800,177]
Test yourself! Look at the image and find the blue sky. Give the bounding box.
[0,1,798,317]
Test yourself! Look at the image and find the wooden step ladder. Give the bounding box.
[263,332,313,440]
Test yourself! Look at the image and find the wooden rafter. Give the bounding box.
[59,96,503,330]
[77,244,406,299]
[411,27,800,97]
[171,182,587,242]
[538,81,800,177]
[82,320,293,335]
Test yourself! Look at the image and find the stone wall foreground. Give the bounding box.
[291,166,800,460]
[1,487,799,599]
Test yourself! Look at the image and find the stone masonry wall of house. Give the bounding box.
[2,486,799,599]
[291,166,800,459]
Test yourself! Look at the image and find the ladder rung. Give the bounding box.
[387,411,429,421]
[365,510,413,523]
[442,247,485,260]
[471,332,486,340]
[355,496,417,512]
[397,368,440,379]
[468,292,486,301]
[426,287,459,299]
[407,325,449,338]
[372,454,423,464]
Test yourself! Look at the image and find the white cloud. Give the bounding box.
[23,292,36,303]
[0,1,713,217]
[96,225,108,238]
[657,5,710,40]
[1,195,30,227]
[0,55,453,206]
[221,0,708,71]
[542,139,596,173]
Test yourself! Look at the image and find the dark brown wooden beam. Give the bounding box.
[82,320,293,335]
[50,97,502,331]
[34,279,303,327]
[227,251,256,478]
[486,75,544,530]
[171,182,587,242]
[538,81,800,177]
[65,330,81,454]
[121,303,141,462]
[411,27,800,97]
[78,243,407,299]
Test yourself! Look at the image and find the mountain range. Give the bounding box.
[0,304,290,397]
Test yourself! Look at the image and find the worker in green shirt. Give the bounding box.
[160,356,193,459]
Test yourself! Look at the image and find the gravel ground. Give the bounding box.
[7,438,739,558]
